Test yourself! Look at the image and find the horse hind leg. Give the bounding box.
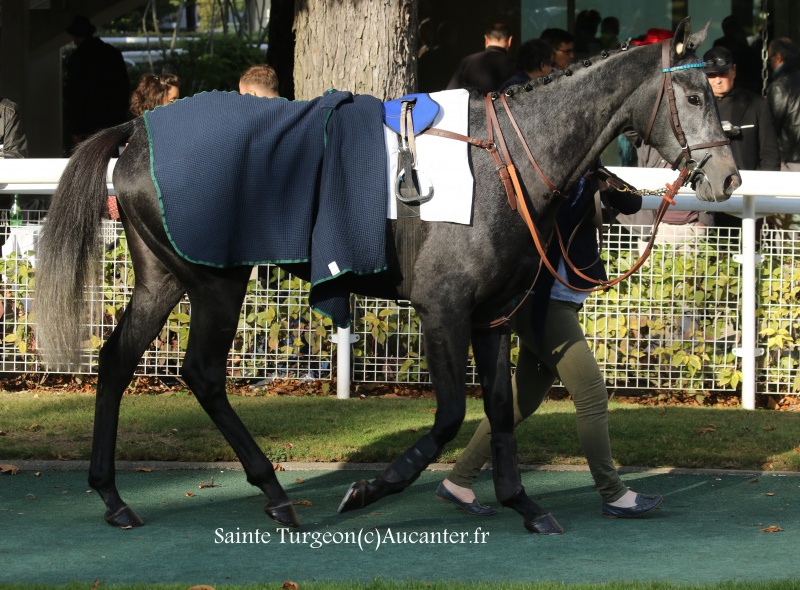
[89,230,186,527]
[179,268,298,528]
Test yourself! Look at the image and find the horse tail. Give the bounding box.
[36,120,136,371]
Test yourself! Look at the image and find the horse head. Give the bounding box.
[631,17,741,202]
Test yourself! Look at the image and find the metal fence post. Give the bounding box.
[734,195,763,410]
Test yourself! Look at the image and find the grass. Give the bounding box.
[1,581,799,590]
[0,391,798,471]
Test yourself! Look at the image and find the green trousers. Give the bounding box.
[447,297,628,502]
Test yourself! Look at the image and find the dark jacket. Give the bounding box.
[717,87,781,171]
[65,37,130,137]
[446,46,515,95]
[528,168,641,335]
[0,98,28,158]
[767,60,800,164]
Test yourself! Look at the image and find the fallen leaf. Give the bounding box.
[282,582,299,590]
[762,425,776,431]
[0,464,19,475]
[91,579,100,590]
[766,492,775,496]
[295,478,304,484]
[285,443,294,449]
[185,492,195,497]
[187,586,216,590]
[0,430,6,436]
[25,423,41,431]
[759,526,782,533]
[274,464,285,472]
[119,525,133,530]
[749,478,759,484]
[134,467,152,472]
[695,427,716,435]
[292,500,313,506]
[34,472,41,477]
[198,477,215,489]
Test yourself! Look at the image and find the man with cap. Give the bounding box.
[64,15,130,147]
[767,38,800,171]
[704,46,780,226]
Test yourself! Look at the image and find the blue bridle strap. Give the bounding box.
[661,61,707,74]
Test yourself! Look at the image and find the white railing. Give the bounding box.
[2,159,800,410]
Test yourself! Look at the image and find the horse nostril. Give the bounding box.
[723,173,741,196]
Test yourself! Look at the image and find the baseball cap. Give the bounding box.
[703,46,735,73]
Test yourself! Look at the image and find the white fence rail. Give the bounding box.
[2,159,800,410]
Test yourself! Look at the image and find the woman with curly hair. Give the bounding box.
[129,73,181,117]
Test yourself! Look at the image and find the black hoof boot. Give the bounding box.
[523,512,564,535]
[104,504,144,528]
[501,488,564,535]
[265,500,300,527]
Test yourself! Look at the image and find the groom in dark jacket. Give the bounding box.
[704,46,780,226]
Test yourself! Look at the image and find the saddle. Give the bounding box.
[382,93,440,204]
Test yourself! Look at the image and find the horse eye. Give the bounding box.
[687,95,702,106]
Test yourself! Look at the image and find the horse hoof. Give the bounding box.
[265,501,300,527]
[104,505,144,528]
[337,480,368,513]
[524,513,564,535]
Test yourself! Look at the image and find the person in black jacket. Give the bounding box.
[64,15,130,147]
[446,23,515,95]
[0,97,28,158]
[704,46,781,226]
[767,38,800,170]
[436,165,664,520]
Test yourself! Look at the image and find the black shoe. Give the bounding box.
[436,482,496,516]
[602,493,663,518]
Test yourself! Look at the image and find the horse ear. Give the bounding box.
[671,16,704,59]
[671,17,691,58]
[686,20,711,54]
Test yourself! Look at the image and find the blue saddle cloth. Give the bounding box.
[382,93,440,136]
[144,90,389,327]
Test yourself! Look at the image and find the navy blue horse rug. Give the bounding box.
[143,90,390,327]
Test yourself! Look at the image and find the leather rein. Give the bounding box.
[422,40,729,326]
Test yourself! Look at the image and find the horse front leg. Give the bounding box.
[471,324,563,535]
[339,311,471,512]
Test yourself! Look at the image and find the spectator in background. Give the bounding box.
[574,9,602,59]
[539,28,575,72]
[500,39,554,90]
[767,38,800,170]
[239,65,280,98]
[64,15,130,147]
[0,97,28,158]
[712,15,762,94]
[129,73,181,117]
[703,46,780,227]
[599,16,621,49]
[446,23,515,94]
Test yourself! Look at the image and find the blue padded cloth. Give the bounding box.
[382,93,440,135]
[144,89,389,327]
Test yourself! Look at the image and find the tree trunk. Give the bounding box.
[293,0,418,101]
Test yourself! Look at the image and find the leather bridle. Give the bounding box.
[421,40,730,324]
